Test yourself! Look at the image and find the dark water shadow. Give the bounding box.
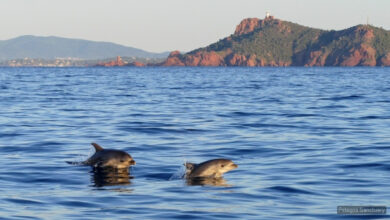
[90,167,133,187]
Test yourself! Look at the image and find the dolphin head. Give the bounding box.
[99,150,136,169]
[186,159,238,178]
[213,159,238,176]
[88,143,136,169]
[184,162,196,175]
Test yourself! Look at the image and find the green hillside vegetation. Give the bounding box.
[179,17,390,66]
[191,19,325,63]
[372,26,390,59]
[231,22,323,62]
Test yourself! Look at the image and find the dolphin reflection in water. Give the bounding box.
[91,167,133,187]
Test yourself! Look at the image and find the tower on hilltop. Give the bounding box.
[265,12,274,20]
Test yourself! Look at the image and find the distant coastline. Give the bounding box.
[0,35,168,67]
[0,56,163,67]
[1,15,389,67]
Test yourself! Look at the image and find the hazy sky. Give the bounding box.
[1,0,389,52]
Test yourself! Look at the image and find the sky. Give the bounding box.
[0,0,389,53]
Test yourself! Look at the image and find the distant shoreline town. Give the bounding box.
[1,14,389,67]
[0,56,162,67]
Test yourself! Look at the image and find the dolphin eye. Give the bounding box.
[221,164,225,168]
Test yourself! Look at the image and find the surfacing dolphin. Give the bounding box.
[185,159,238,178]
[68,143,136,169]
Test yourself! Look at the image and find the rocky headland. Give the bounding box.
[160,16,390,67]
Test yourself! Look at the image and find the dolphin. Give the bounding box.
[185,159,238,178]
[68,143,136,169]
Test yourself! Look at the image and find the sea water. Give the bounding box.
[0,67,389,219]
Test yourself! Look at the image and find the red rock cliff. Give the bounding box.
[234,18,261,36]
[161,51,225,66]
[158,17,390,67]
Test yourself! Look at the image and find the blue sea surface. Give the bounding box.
[0,67,389,219]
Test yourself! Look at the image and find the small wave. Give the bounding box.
[328,178,371,183]
[141,173,173,180]
[117,126,206,134]
[57,200,98,208]
[261,98,282,103]
[358,115,390,120]
[338,162,389,170]
[266,186,318,195]
[230,111,273,117]
[233,147,277,155]
[280,113,319,118]
[60,108,87,112]
[0,132,24,138]
[308,105,348,109]
[5,198,44,205]
[31,141,63,147]
[321,95,364,101]
[238,123,300,129]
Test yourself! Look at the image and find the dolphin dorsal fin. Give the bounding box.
[91,143,104,152]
